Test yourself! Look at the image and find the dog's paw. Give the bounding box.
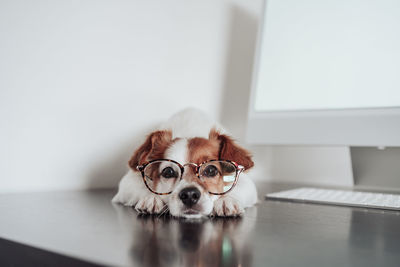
[135,195,165,214]
[213,196,244,217]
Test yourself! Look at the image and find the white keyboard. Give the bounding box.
[266,187,400,211]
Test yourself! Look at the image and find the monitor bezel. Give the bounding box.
[246,0,400,147]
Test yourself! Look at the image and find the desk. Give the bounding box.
[0,183,399,266]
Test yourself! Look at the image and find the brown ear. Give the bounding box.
[209,129,254,170]
[128,130,172,171]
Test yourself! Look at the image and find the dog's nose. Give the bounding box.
[179,187,201,207]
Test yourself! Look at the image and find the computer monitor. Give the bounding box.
[246,0,400,189]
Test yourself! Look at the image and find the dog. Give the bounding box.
[112,108,258,219]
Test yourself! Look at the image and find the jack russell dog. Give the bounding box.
[112,109,257,219]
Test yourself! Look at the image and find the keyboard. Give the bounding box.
[266,187,400,211]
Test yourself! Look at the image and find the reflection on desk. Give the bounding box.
[126,215,254,267]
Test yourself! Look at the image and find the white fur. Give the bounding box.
[112,108,258,218]
[164,138,187,164]
[158,108,226,139]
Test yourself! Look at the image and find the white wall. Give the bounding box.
[0,0,262,193]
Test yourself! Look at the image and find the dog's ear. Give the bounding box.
[128,130,172,171]
[209,128,254,170]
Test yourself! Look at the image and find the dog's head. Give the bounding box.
[129,128,253,219]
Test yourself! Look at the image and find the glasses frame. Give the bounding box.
[136,159,245,195]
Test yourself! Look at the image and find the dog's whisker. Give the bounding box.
[158,204,169,218]
[158,209,169,218]
[160,206,168,215]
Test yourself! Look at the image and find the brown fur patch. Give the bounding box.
[187,137,220,164]
[187,136,247,193]
[128,130,175,171]
[209,128,254,170]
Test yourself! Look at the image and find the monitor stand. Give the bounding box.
[351,147,400,192]
[266,146,354,188]
[265,146,400,191]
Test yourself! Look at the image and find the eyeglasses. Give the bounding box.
[136,159,245,195]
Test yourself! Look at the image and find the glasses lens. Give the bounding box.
[143,160,181,194]
[199,161,237,194]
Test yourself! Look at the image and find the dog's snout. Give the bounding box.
[179,187,201,207]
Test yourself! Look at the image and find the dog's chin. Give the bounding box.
[182,209,203,219]
[174,208,207,220]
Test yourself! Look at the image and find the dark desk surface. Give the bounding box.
[0,182,399,267]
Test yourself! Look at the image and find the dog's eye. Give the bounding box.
[161,167,177,178]
[202,165,219,178]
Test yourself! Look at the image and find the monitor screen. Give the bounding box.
[254,0,400,112]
